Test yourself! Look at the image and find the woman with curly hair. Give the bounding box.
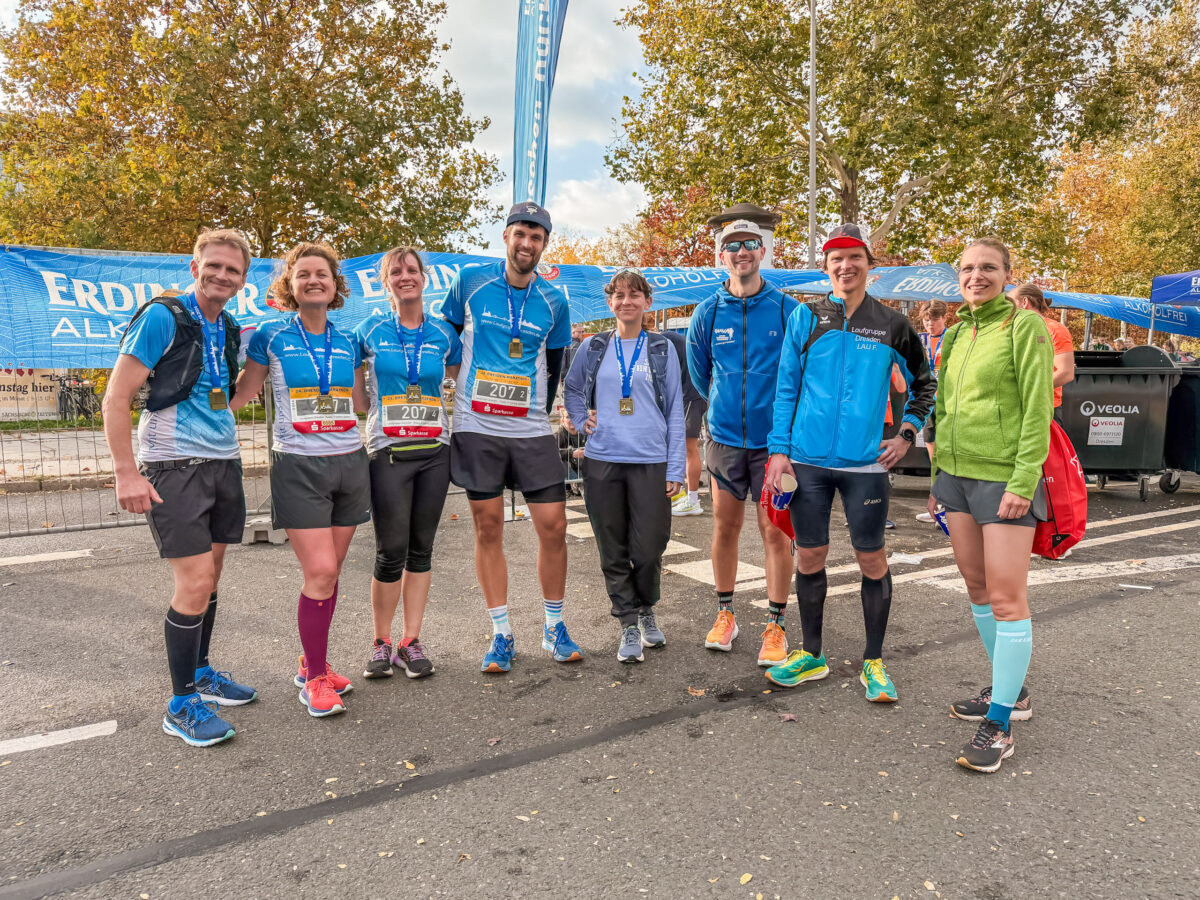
[233,242,368,718]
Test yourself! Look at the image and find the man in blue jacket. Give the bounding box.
[687,219,798,666]
[763,223,935,703]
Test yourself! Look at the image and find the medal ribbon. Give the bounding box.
[395,316,425,389]
[185,293,225,391]
[293,316,333,396]
[501,261,534,341]
[614,330,647,400]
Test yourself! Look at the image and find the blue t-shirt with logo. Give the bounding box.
[120,300,241,463]
[356,312,461,453]
[440,261,571,439]
[247,316,363,456]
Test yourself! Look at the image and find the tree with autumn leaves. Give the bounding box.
[0,0,500,257]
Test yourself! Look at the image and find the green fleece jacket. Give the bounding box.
[932,293,1053,499]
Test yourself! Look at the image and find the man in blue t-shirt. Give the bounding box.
[441,202,579,673]
[102,229,258,748]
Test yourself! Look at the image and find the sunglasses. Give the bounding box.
[722,239,762,253]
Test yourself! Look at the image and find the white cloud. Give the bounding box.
[547,175,647,238]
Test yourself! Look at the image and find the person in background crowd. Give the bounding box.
[104,229,257,747]
[442,203,579,673]
[763,223,935,704]
[915,300,948,523]
[563,322,586,374]
[355,247,461,680]
[1009,284,1075,419]
[687,219,798,667]
[234,242,369,718]
[564,270,684,662]
[653,314,708,518]
[930,238,1052,773]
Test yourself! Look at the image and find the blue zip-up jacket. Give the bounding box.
[767,293,936,467]
[687,280,797,448]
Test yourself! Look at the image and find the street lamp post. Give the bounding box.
[807,0,817,268]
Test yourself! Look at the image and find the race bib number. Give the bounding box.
[382,394,442,439]
[471,369,531,418]
[289,386,356,433]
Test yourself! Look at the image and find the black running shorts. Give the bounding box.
[143,458,246,558]
[705,439,768,503]
[789,463,891,552]
[450,431,566,502]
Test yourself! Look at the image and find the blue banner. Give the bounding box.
[513,0,569,206]
[1150,269,1200,307]
[1047,290,1200,339]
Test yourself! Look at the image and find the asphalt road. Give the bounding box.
[1,474,1198,899]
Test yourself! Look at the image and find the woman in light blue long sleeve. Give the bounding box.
[563,269,685,663]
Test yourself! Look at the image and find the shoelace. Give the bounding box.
[371,643,391,662]
[404,640,427,661]
[307,674,338,702]
[972,685,993,705]
[550,622,569,650]
[179,698,217,726]
[968,720,1004,750]
[641,614,658,632]
[761,624,783,646]
[864,660,887,686]
[205,670,236,690]
[622,626,641,646]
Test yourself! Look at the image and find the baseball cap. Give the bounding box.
[506,201,552,235]
[718,219,765,245]
[822,223,871,253]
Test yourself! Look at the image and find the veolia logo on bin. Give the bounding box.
[1079,401,1140,416]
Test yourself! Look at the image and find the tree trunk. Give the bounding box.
[839,168,860,225]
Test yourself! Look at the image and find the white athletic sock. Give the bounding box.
[688,490,698,504]
[488,605,512,637]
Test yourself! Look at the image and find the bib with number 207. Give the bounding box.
[382,394,442,438]
[470,369,531,418]
[289,386,356,433]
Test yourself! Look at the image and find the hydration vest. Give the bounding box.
[125,293,241,412]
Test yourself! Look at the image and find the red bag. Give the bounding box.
[1033,420,1087,559]
[759,462,795,541]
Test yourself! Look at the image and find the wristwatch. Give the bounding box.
[898,428,917,445]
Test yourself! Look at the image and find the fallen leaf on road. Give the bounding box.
[515,815,531,822]
[740,873,753,885]
[487,737,501,746]
[450,514,458,520]
[950,814,959,820]
[325,777,338,783]
[925,881,936,891]
[417,838,425,845]
[337,864,347,869]
[878,771,888,777]
[708,878,719,884]
[255,811,267,817]
[893,811,900,821]
[404,761,415,770]
[457,853,471,863]
[778,713,797,722]
[955,831,964,837]
[687,686,706,697]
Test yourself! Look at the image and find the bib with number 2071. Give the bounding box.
[382,393,442,438]
[470,369,530,418]
[289,386,356,433]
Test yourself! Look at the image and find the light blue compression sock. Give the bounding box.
[986,618,1033,728]
[488,605,513,637]
[971,603,997,661]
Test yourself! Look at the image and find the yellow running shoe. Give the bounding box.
[757,622,788,666]
[860,658,897,702]
[704,609,738,651]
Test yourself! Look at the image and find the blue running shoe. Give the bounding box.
[195,668,258,706]
[162,695,236,747]
[482,634,515,673]
[542,621,583,663]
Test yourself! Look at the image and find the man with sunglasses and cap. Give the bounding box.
[687,219,798,666]
[763,223,935,703]
[441,202,580,674]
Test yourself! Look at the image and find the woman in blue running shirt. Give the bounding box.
[233,242,369,719]
[356,247,461,682]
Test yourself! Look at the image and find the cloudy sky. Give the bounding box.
[0,1,646,244]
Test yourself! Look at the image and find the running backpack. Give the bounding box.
[1032,420,1087,559]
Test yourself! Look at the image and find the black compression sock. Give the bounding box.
[794,569,828,658]
[197,593,217,669]
[165,607,204,697]
[861,571,893,660]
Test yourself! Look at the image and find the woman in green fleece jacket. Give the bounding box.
[925,237,1053,774]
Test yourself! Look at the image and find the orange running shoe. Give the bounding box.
[298,674,346,717]
[704,609,738,651]
[294,654,354,695]
[757,622,788,666]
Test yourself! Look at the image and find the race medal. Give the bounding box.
[406,384,422,402]
[315,393,335,414]
[509,338,523,358]
[208,388,228,411]
[619,397,634,415]
[614,331,646,420]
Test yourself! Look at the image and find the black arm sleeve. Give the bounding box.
[897,322,936,429]
[544,347,565,415]
[448,319,464,336]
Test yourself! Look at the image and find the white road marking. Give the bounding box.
[0,720,118,755]
[566,522,595,540]
[664,558,765,585]
[662,540,697,557]
[914,552,1200,593]
[0,549,94,567]
[563,508,587,521]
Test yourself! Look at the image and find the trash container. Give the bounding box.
[1059,347,1180,496]
[1165,366,1200,474]
[882,382,932,477]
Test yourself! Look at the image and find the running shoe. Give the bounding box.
[542,621,583,662]
[162,695,236,747]
[670,488,687,505]
[671,497,704,517]
[860,658,898,702]
[394,638,435,679]
[950,684,1032,722]
[956,719,1014,773]
[638,611,666,648]
[617,625,644,663]
[704,609,738,651]
[363,639,394,679]
[885,520,896,530]
[765,650,829,688]
[915,511,936,523]
[294,655,353,695]
[482,633,515,673]
[195,668,258,706]
[757,622,788,666]
[299,674,347,717]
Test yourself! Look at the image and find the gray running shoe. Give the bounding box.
[363,640,393,679]
[638,612,666,648]
[617,625,644,663]
[394,638,435,679]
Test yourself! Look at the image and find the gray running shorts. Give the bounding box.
[270,447,371,530]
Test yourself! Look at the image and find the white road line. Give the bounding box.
[662,540,697,557]
[0,720,118,755]
[563,509,587,521]
[566,522,595,540]
[0,549,94,567]
[915,552,1200,593]
[664,558,765,585]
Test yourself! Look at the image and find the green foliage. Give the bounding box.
[0,0,501,256]
[609,0,1154,256]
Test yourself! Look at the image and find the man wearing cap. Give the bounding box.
[763,224,935,702]
[441,202,580,673]
[687,219,798,666]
